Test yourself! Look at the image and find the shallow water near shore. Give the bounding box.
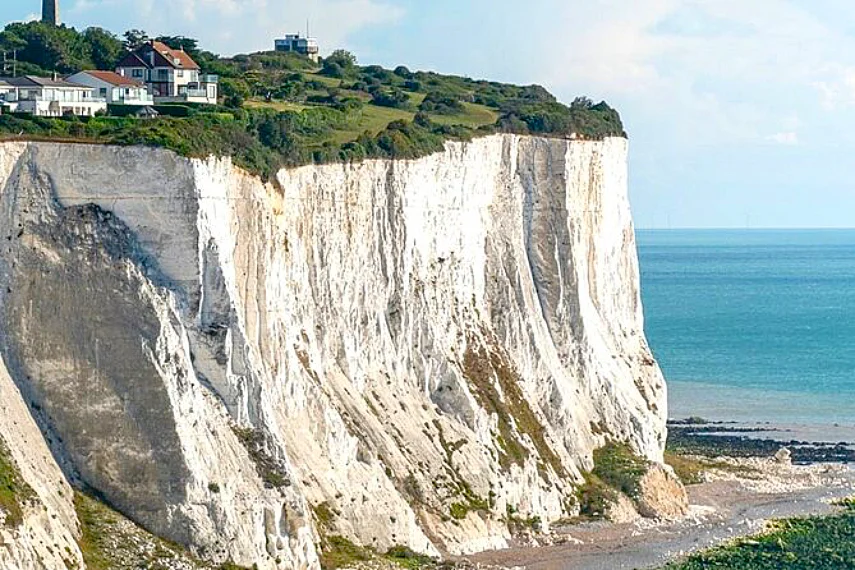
[668,380,855,427]
[638,229,855,426]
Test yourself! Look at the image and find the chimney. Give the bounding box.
[42,0,59,26]
[52,72,58,82]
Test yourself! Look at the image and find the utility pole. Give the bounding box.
[2,51,17,77]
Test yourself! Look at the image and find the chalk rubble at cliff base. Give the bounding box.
[0,135,671,569]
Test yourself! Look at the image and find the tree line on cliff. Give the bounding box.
[0,22,626,179]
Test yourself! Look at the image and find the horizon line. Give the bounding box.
[637,227,855,231]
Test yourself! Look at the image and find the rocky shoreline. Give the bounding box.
[667,419,855,463]
[460,420,855,570]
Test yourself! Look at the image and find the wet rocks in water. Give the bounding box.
[667,422,855,463]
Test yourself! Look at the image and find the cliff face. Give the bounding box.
[0,135,666,569]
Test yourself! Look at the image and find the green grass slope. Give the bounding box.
[0,23,625,180]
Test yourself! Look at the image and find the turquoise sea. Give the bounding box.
[637,229,855,425]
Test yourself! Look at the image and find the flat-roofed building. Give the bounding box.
[274,34,319,62]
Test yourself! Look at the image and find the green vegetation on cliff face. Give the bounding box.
[0,436,34,528]
[572,443,648,520]
[0,23,625,180]
[663,499,855,570]
[461,342,566,479]
[74,491,251,570]
[591,442,648,499]
[316,535,438,570]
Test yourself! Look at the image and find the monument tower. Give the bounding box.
[42,0,59,26]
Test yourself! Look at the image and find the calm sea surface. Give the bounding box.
[637,229,855,425]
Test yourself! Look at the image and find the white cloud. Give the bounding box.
[69,0,404,55]
[766,132,799,145]
[70,0,123,12]
[521,0,855,145]
[813,65,855,110]
[172,0,243,20]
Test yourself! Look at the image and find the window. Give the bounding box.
[177,70,184,78]
[99,88,107,97]
[132,69,143,78]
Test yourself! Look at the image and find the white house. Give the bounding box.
[274,34,320,62]
[115,41,218,105]
[67,70,153,106]
[0,76,106,117]
[0,80,16,103]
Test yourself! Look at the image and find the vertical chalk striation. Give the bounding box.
[0,135,666,568]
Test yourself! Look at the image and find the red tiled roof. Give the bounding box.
[81,70,145,87]
[115,51,149,69]
[150,41,200,70]
[115,41,202,71]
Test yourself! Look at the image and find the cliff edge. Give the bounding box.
[0,135,668,569]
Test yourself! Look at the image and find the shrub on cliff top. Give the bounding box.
[419,91,465,115]
[497,97,626,139]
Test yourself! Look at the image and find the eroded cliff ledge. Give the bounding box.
[0,135,668,569]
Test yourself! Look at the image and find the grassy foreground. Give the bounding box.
[661,422,855,569]
[663,499,855,570]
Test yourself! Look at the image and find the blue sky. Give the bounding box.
[4,0,855,228]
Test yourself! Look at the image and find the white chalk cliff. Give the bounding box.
[0,134,667,569]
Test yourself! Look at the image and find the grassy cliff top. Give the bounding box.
[0,22,626,180]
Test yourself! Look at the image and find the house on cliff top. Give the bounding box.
[116,40,218,105]
[0,75,106,117]
[67,70,154,106]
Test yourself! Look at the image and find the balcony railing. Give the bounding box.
[1,94,106,103]
[117,94,154,103]
[179,88,212,98]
